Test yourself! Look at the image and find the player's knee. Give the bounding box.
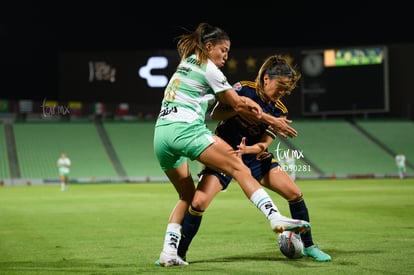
[191,195,210,211]
[228,163,251,179]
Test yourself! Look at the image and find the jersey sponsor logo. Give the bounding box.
[233,81,242,91]
[159,106,178,117]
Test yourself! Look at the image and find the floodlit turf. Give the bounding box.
[0,178,413,274]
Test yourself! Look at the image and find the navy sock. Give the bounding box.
[289,196,314,248]
[178,205,203,259]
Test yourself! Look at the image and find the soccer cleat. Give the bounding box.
[303,245,332,262]
[155,252,189,267]
[270,216,311,234]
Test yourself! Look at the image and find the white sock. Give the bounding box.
[250,188,281,220]
[162,223,182,255]
[61,182,65,191]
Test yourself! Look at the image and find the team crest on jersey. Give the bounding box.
[233,82,242,91]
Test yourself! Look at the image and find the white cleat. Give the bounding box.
[157,252,189,267]
[270,216,311,234]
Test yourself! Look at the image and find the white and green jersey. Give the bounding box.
[57,157,71,174]
[395,154,406,168]
[156,54,232,126]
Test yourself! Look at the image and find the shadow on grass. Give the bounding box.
[189,251,313,267]
[0,259,136,274]
[189,249,384,266]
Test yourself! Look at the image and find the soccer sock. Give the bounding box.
[162,223,182,255]
[177,205,204,259]
[61,182,65,191]
[289,195,313,248]
[250,188,281,220]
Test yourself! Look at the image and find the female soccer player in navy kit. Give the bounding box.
[178,55,332,262]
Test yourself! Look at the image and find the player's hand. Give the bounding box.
[235,137,247,158]
[270,117,298,138]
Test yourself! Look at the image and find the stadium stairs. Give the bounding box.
[271,118,413,179]
[0,118,412,185]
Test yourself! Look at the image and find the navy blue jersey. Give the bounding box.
[199,81,289,189]
[215,80,288,165]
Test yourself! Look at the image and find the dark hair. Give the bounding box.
[176,23,230,65]
[200,23,229,44]
[256,55,301,98]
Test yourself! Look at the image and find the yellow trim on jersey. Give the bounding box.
[265,128,277,139]
[275,100,288,114]
[239,80,256,88]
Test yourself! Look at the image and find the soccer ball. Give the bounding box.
[278,231,304,259]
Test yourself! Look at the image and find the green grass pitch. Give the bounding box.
[0,178,413,274]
